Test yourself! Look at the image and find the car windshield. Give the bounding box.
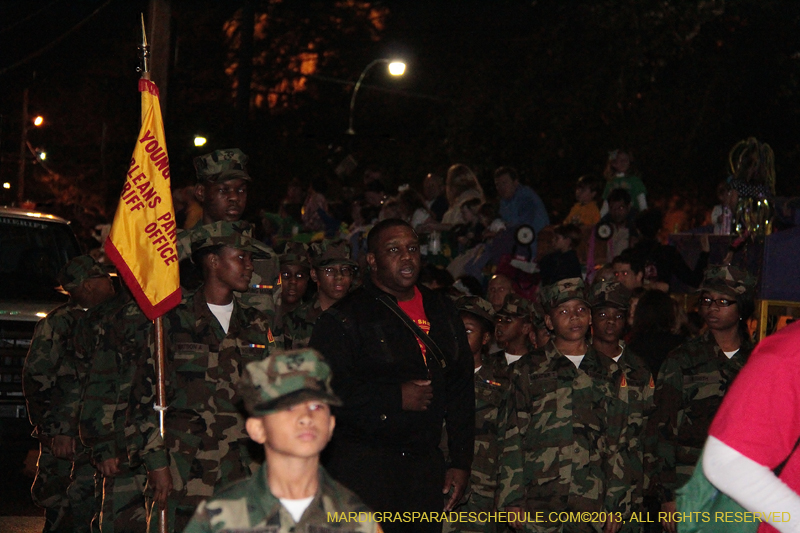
[0,216,80,302]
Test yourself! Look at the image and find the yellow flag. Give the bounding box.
[105,79,180,320]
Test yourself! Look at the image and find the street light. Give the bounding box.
[33,116,44,127]
[347,58,406,135]
[194,135,207,147]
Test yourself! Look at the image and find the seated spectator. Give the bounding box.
[422,173,448,222]
[564,174,602,228]
[591,188,639,273]
[612,250,646,291]
[538,224,583,285]
[442,164,485,225]
[450,198,485,254]
[397,188,434,231]
[631,208,709,291]
[710,180,738,235]
[494,166,549,257]
[601,149,647,215]
[302,176,330,233]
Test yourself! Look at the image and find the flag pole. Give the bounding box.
[138,14,169,533]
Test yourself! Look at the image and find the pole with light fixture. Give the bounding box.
[17,88,45,205]
[347,59,406,135]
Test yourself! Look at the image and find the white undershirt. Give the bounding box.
[703,436,800,533]
[280,496,314,523]
[505,352,523,366]
[723,349,739,359]
[564,354,585,368]
[207,301,234,334]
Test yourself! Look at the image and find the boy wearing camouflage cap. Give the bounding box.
[284,240,357,350]
[527,301,551,350]
[494,294,533,367]
[23,255,115,532]
[275,242,311,349]
[184,349,382,533]
[497,278,632,532]
[444,296,509,533]
[128,221,275,533]
[648,265,755,533]
[589,281,655,533]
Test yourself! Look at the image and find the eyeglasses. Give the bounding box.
[280,271,308,280]
[699,296,736,307]
[320,266,356,278]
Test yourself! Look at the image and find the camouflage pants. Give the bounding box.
[31,445,98,533]
[31,446,72,532]
[97,466,148,533]
[69,449,101,533]
[145,500,196,533]
[443,493,510,533]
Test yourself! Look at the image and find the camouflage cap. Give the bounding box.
[539,277,589,311]
[588,280,632,309]
[530,301,547,330]
[57,255,108,291]
[308,239,356,268]
[455,295,495,325]
[279,241,310,267]
[700,265,756,300]
[238,348,342,416]
[190,220,261,255]
[193,148,251,183]
[496,293,534,319]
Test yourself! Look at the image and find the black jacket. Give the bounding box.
[309,280,474,470]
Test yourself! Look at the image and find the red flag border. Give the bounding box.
[105,237,181,320]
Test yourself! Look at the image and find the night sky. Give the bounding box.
[2,0,799,232]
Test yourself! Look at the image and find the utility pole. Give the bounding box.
[17,88,28,205]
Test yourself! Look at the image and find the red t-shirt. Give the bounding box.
[709,320,800,533]
[397,286,431,366]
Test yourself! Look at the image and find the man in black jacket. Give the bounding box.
[309,219,474,533]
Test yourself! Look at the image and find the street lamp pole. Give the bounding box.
[347,58,405,135]
[17,88,28,205]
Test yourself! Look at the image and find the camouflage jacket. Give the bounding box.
[470,351,512,501]
[648,330,753,502]
[184,462,382,533]
[177,222,282,338]
[127,288,273,507]
[612,344,655,523]
[23,301,85,438]
[497,341,632,531]
[75,290,152,465]
[283,294,324,350]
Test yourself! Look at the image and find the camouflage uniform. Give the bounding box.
[76,288,152,533]
[588,282,655,533]
[128,224,275,533]
[497,279,632,533]
[647,265,755,505]
[23,256,111,532]
[175,149,281,341]
[445,297,506,533]
[273,242,311,349]
[24,300,85,532]
[284,240,356,350]
[184,349,381,533]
